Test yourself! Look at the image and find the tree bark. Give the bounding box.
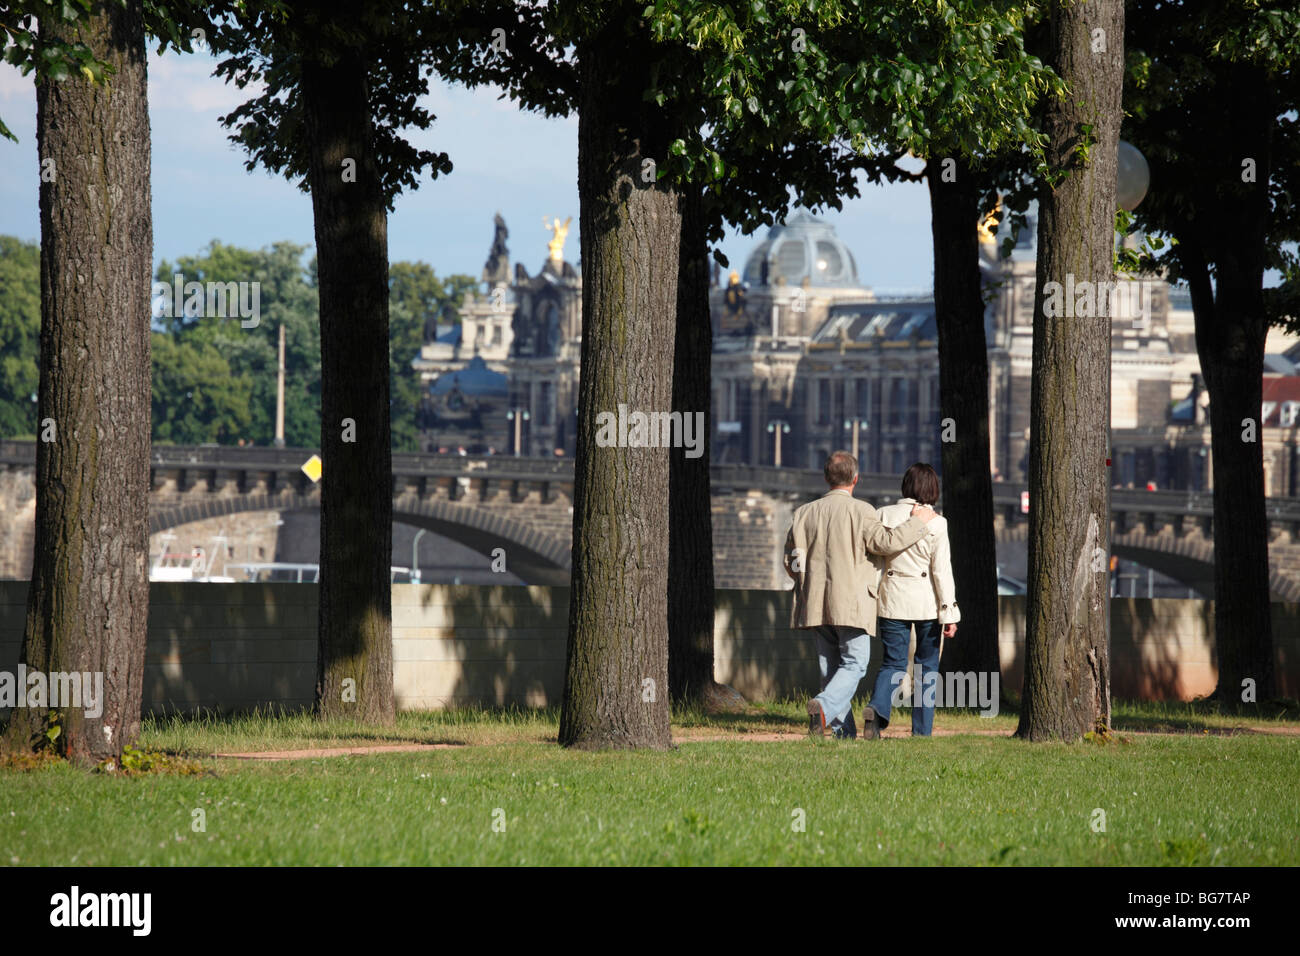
[668,187,726,706]
[559,31,678,749]
[1017,0,1123,740]
[302,52,395,725]
[926,158,1001,693]
[2,1,152,764]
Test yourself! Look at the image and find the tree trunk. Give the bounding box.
[926,158,1001,694]
[1184,65,1275,705]
[1,2,152,764]
[1017,0,1123,741]
[302,52,395,725]
[668,187,727,707]
[559,33,679,749]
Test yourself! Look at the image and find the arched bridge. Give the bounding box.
[2,440,1299,596]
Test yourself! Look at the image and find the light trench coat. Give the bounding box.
[872,497,961,625]
[783,489,927,635]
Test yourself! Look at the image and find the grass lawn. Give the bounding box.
[1,701,1296,866]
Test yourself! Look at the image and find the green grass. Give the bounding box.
[131,696,1298,756]
[2,702,1297,866]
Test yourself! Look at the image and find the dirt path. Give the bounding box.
[207,721,1298,760]
[213,743,463,760]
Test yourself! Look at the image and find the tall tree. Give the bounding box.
[927,157,1002,686]
[558,9,684,749]
[2,0,153,763]
[213,0,452,723]
[668,188,719,706]
[1123,0,1300,706]
[430,2,682,746]
[153,240,322,446]
[1016,0,1125,740]
[151,335,253,444]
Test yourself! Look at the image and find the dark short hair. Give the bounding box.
[824,451,857,487]
[902,462,940,504]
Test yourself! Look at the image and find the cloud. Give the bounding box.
[0,49,936,290]
[0,65,36,105]
[148,48,264,116]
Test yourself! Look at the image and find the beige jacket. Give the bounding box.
[783,489,927,634]
[872,498,960,625]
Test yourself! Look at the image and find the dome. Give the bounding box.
[429,355,507,398]
[742,209,862,289]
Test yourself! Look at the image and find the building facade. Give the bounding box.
[416,210,1300,493]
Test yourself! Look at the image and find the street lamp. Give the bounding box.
[506,407,530,457]
[767,419,791,468]
[843,417,867,462]
[1117,140,1150,211]
[411,528,427,584]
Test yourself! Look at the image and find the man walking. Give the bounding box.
[783,451,936,738]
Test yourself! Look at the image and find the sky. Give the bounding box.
[0,47,937,293]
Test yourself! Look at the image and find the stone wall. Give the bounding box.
[0,470,35,580]
[2,582,1297,716]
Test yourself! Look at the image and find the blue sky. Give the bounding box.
[0,47,937,291]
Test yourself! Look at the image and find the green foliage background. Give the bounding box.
[0,235,474,451]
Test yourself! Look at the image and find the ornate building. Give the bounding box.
[414,213,582,456]
[416,209,1300,493]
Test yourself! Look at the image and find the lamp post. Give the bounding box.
[411,528,427,584]
[767,419,791,468]
[1117,140,1150,212]
[1108,140,1151,650]
[843,417,867,462]
[506,407,530,457]
[274,322,286,447]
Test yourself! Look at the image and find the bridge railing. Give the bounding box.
[5,439,1300,519]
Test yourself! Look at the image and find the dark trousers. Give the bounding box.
[869,617,942,736]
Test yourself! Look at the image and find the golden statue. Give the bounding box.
[545,216,572,263]
[977,196,1003,245]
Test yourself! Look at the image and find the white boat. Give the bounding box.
[223,563,417,584]
[149,533,236,582]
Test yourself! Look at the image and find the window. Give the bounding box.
[817,380,831,425]
[890,378,909,428]
[815,241,844,280]
[776,240,806,279]
[538,382,554,427]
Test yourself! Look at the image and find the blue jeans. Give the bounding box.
[812,625,870,737]
[869,617,942,736]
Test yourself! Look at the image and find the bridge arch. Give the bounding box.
[148,491,572,585]
[994,524,1300,601]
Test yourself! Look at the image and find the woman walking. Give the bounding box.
[864,462,960,737]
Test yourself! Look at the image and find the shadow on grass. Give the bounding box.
[1112,697,1300,734]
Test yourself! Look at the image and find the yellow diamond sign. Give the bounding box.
[301,454,323,483]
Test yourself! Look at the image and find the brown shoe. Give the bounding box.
[807,699,827,737]
[862,706,882,740]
